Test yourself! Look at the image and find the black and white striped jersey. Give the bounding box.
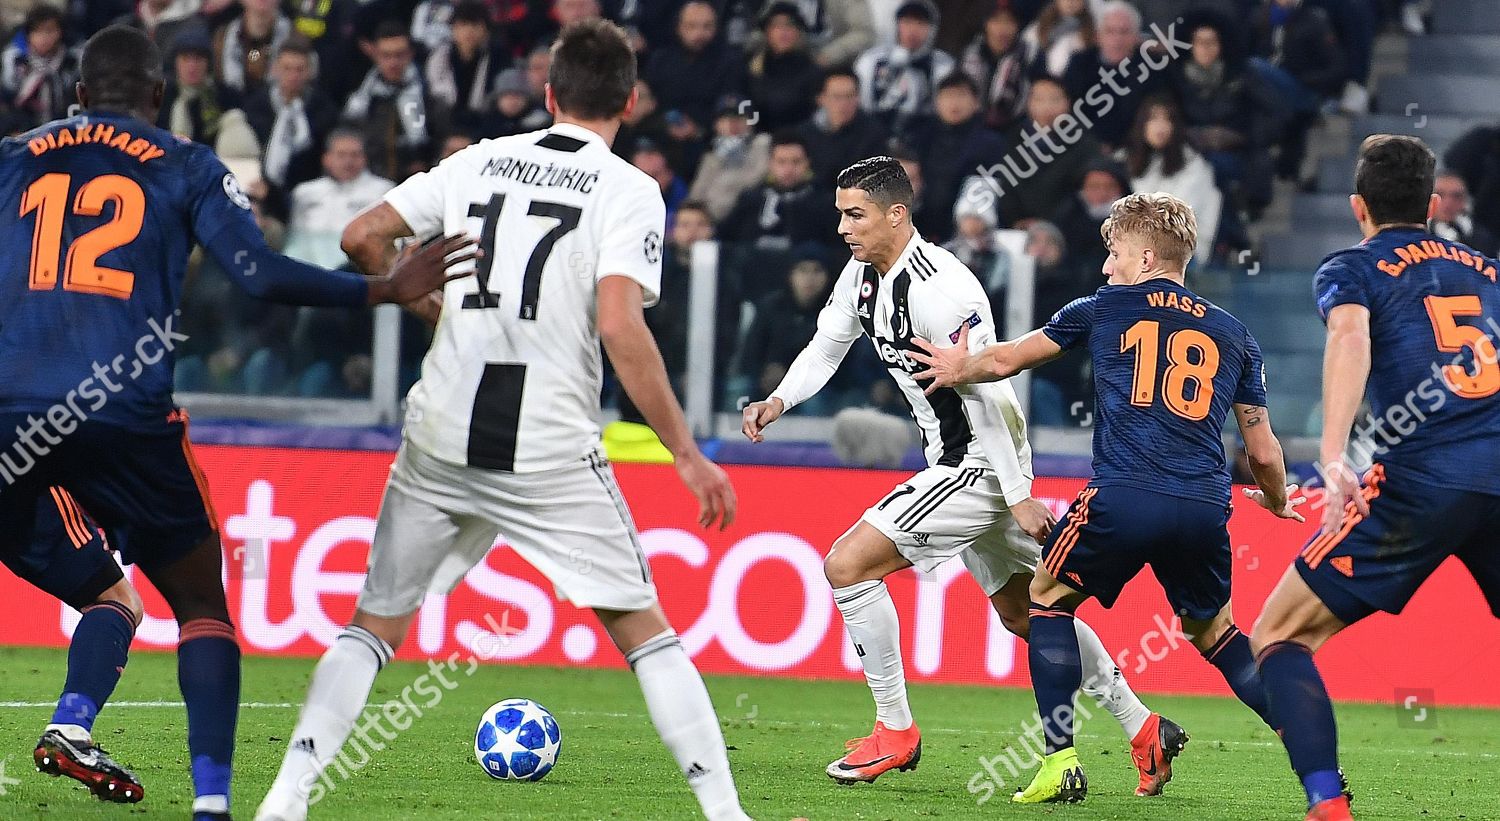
[770,231,1035,503]
[383,123,665,472]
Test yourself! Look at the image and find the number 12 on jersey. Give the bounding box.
[463,193,582,319]
[1120,319,1220,421]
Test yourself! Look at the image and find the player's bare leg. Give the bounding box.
[1252,566,1354,821]
[35,577,146,804]
[822,522,923,784]
[989,572,1173,795]
[257,606,406,821]
[595,604,750,821]
[1011,567,1090,803]
[142,533,242,821]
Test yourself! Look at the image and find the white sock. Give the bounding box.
[256,625,392,821]
[44,723,90,744]
[627,631,749,821]
[833,580,912,731]
[1074,618,1151,739]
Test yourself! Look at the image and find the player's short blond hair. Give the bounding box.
[1100,192,1197,267]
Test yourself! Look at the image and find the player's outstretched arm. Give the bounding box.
[1235,403,1306,522]
[342,202,472,312]
[599,275,736,530]
[909,324,1064,395]
[743,330,856,443]
[1315,303,1374,533]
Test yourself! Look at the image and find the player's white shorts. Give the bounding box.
[358,439,658,617]
[860,465,1039,596]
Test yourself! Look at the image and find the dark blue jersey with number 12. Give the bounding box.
[0,111,368,426]
[1044,280,1267,506]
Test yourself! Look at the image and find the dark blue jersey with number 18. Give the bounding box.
[0,111,369,426]
[1043,280,1268,506]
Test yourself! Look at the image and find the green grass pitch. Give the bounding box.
[0,647,1495,820]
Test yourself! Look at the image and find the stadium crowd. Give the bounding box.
[0,0,1456,417]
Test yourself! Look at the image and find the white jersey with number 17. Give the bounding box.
[383,123,665,472]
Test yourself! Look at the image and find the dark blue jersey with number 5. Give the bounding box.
[1044,280,1267,505]
[1315,227,1500,495]
[0,112,368,426]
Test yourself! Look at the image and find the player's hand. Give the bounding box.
[1241,483,1307,523]
[741,398,785,443]
[1317,462,1368,536]
[909,324,971,395]
[1011,497,1057,545]
[376,234,479,305]
[674,452,737,530]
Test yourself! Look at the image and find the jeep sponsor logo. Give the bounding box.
[874,338,917,373]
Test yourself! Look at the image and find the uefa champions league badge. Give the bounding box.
[950,312,981,343]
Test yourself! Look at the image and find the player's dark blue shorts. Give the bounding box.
[0,410,217,578]
[1297,462,1500,624]
[0,486,122,609]
[1042,485,1233,620]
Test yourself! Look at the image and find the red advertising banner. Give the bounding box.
[1,446,1492,706]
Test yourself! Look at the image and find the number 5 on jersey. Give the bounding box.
[464,193,582,318]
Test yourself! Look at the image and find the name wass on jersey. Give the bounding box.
[384,123,664,472]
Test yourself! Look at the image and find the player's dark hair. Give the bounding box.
[836,156,914,209]
[80,25,163,114]
[549,20,636,120]
[1355,134,1435,225]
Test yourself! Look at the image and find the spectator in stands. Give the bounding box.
[1025,218,1094,426]
[344,21,443,181]
[1168,16,1275,214]
[115,0,209,68]
[283,0,362,98]
[916,72,1008,242]
[961,6,1029,132]
[944,177,1012,309]
[213,0,290,94]
[1444,125,1500,245]
[656,200,741,391]
[425,1,502,129]
[440,130,474,158]
[159,31,239,146]
[1431,170,1497,255]
[1051,157,1129,275]
[796,69,889,188]
[1248,0,1345,180]
[746,2,823,133]
[633,137,689,224]
[1121,97,1222,267]
[284,129,395,269]
[644,1,744,150]
[478,67,548,137]
[0,6,78,131]
[614,78,670,160]
[244,37,336,206]
[411,0,459,53]
[853,0,953,142]
[1021,0,1093,80]
[719,131,833,253]
[999,76,1104,225]
[741,0,874,69]
[732,251,834,409]
[689,95,772,221]
[1061,0,1163,151]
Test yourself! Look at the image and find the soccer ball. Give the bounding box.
[474,698,562,781]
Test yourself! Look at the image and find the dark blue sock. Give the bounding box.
[52,601,136,733]
[1257,640,1343,808]
[178,619,241,802]
[1027,604,1082,754]
[1202,625,1273,727]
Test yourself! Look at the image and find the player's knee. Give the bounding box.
[97,578,144,626]
[823,545,861,589]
